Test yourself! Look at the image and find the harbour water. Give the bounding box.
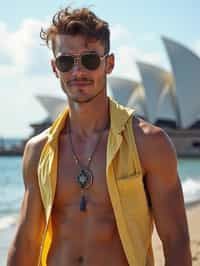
[0,155,200,265]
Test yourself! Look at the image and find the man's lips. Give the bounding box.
[68,80,93,86]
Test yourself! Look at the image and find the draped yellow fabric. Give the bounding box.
[37,98,154,266]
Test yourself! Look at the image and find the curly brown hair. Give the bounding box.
[40,6,110,55]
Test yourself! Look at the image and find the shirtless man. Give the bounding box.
[7,6,192,266]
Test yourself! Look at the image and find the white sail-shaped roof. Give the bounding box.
[137,61,176,123]
[108,76,140,106]
[163,36,200,128]
[157,84,177,124]
[35,94,66,121]
[127,85,147,118]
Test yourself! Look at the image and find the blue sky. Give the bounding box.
[1,0,200,137]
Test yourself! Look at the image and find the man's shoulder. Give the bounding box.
[23,128,50,164]
[21,128,50,185]
[132,115,171,145]
[132,116,177,167]
[26,128,49,149]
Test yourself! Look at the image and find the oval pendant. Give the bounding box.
[77,168,93,189]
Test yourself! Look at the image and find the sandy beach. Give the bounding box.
[153,201,200,265]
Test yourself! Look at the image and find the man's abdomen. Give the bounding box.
[47,204,128,266]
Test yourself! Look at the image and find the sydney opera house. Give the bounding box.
[31,36,200,157]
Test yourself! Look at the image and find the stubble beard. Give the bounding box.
[62,77,107,104]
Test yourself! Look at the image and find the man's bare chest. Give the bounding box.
[54,132,111,210]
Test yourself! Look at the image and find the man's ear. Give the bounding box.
[51,59,59,78]
[105,53,115,74]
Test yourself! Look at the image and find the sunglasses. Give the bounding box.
[55,52,108,72]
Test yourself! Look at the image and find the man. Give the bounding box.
[7,6,192,266]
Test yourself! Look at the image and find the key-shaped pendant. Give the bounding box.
[80,194,87,211]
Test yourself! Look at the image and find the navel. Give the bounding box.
[77,256,84,264]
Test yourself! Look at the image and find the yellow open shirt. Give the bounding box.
[37,98,154,266]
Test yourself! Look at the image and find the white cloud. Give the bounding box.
[110,24,163,80]
[0,19,51,75]
[110,24,131,42]
[112,45,140,80]
[112,44,162,81]
[139,51,162,65]
[138,32,157,42]
[0,18,57,138]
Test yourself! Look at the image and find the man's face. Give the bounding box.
[51,34,114,104]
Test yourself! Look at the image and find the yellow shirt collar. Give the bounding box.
[47,97,134,146]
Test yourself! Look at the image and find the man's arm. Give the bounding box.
[135,119,192,266]
[7,135,47,266]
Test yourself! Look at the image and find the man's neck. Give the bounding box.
[67,96,110,138]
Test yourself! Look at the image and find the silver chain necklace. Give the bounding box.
[68,123,103,211]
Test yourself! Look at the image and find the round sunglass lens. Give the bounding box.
[56,56,74,72]
[82,54,100,70]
